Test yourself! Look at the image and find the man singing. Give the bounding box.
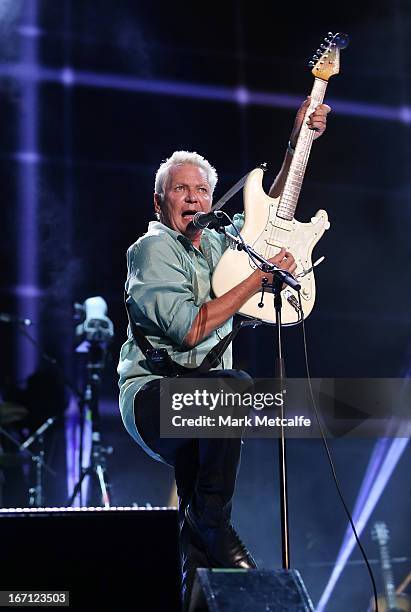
[118,98,330,608]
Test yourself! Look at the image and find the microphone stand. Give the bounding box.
[6,319,83,506]
[29,434,45,507]
[20,417,57,507]
[273,276,290,569]
[217,223,299,569]
[66,342,112,508]
[0,424,57,507]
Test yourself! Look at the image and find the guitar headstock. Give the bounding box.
[372,521,390,546]
[308,32,349,81]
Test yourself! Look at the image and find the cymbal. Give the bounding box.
[0,403,28,425]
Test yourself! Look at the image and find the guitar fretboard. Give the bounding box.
[277,78,328,221]
[380,542,398,608]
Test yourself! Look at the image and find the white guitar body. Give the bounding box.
[211,30,348,325]
[212,167,330,325]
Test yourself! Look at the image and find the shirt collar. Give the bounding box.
[148,220,212,253]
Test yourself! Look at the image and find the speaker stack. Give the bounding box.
[1,507,316,611]
[189,568,314,612]
[0,506,181,611]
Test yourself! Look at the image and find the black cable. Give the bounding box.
[218,210,377,605]
[297,293,379,612]
[217,210,377,604]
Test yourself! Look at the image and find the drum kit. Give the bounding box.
[0,401,56,507]
[0,297,114,508]
[0,402,28,424]
[0,402,27,506]
[0,401,29,466]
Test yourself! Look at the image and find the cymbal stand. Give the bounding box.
[20,417,57,507]
[28,434,45,507]
[0,424,57,507]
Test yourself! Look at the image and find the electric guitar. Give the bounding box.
[212,33,348,324]
[370,522,411,612]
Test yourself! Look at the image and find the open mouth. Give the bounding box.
[181,209,198,221]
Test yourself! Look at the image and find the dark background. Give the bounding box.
[0,1,410,610]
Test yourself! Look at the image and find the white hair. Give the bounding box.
[154,150,218,199]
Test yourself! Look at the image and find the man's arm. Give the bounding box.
[268,97,331,198]
[184,99,331,348]
[183,248,296,348]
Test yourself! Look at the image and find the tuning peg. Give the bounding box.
[312,55,319,60]
[328,31,334,37]
[316,48,322,54]
[334,33,350,49]
[308,61,315,66]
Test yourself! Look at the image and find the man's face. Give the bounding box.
[154,163,212,238]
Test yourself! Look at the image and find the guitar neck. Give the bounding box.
[379,543,398,609]
[277,78,328,221]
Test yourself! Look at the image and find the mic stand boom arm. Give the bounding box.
[218,228,301,292]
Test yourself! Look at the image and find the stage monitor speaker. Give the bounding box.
[189,568,314,612]
[0,506,181,612]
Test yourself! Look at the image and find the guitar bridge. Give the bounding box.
[265,239,288,249]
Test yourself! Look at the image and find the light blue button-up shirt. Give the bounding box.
[117,216,244,461]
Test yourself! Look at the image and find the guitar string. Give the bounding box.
[265,122,315,262]
[266,98,317,255]
[265,79,327,278]
[279,79,327,223]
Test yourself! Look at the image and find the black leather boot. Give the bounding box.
[185,502,257,569]
[180,518,211,612]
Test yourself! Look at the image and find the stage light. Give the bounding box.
[0,61,410,124]
[0,0,22,30]
[316,437,408,611]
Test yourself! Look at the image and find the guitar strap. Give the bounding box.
[207,164,266,214]
[124,293,258,378]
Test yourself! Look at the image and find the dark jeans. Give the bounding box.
[133,369,252,526]
[134,369,252,610]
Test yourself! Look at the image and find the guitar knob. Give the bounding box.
[258,301,264,308]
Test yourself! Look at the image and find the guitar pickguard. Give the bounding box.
[212,167,329,325]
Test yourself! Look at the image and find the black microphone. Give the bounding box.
[192,210,225,229]
[0,312,32,326]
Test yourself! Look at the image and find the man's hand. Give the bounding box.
[184,248,297,348]
[252,248,297,291]
[267,247,297,276]
[290,96,331,148]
